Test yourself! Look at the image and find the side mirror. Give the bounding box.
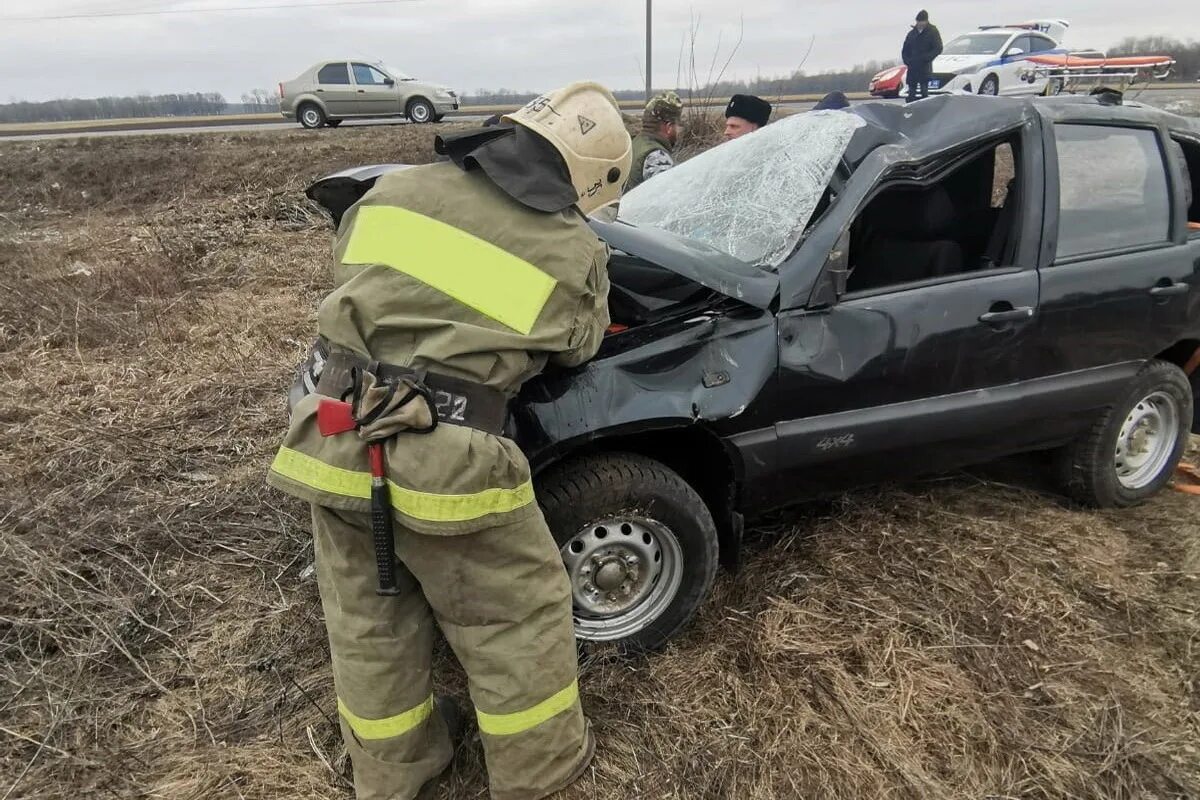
[383,77,395,86]
[1006,47,1025,57]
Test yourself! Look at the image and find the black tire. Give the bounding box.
[325,119,342,128]
[298,103,326,129]
[538,452,719,652]
[406,98,435,124]
[979,75,1000,96]
[432,113,446,123]
[1056,360,1192,508]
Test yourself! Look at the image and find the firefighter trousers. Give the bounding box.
[311,504,592,800]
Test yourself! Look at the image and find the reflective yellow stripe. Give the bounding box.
[270,447,534,523]
[475,680,580,737]
[338,695,433,740]
[341,204,558,335]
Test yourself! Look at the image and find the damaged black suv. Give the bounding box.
[307,94,1200,650]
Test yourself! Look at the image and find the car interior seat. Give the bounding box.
[848,185,965,292]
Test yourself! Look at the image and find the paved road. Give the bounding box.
[3,88,1197,142]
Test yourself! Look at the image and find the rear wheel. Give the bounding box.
[979,75,1000,96]
[538,453,719,651]
[407,98,435,123]
[298,103,326,129]
[1056,360,1192,507]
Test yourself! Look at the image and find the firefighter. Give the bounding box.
[268,81,632,800]
[626,90,684,192]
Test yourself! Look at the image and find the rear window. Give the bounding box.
[1053,124,1170,260]
[317,63,350,85]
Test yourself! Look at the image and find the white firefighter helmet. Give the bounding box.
[506,82,633,214]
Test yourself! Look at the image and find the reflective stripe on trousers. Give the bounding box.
[475,679,580,737]
[339,695,434,740]
[271,446,535,523]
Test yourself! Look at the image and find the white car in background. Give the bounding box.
[928,20,1093,97]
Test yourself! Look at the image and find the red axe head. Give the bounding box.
[316,399,357,437]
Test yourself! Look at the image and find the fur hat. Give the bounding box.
[725,94,772,127]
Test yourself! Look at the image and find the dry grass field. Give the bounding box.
[1,122,1197,800]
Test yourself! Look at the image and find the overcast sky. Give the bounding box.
[1,0,1197,103]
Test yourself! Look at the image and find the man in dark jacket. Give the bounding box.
[902,10,942,103]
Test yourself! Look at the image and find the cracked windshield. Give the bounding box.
[618,110,864,268]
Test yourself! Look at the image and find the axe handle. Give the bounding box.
[367,443,400,596]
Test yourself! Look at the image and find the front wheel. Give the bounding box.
[538,453,719,651]
[407,98,435,124]
[979,75,1000,96]
[1056,360,1193,507]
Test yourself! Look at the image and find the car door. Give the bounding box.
[1031,122,1196,385]
[314,62,358,116]
[351,63,401,116]
[999,35,1033,95]
[768,130,1047,496]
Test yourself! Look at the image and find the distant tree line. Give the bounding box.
[0,92,229,123]
[1109,37,1200,83]
[240,89,280,113]
[463,61,895,107]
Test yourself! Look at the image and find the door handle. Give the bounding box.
[1148,282,1189,297]
[979,306,1034,323]
[357,89,366,93]
[316,88,325,92]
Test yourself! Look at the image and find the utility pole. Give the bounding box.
[645,0,652,100]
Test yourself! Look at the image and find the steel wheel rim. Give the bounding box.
[302,108,321,127]
[560,516,683,642]
[1114,390,1178,489]
[411,104,430,122]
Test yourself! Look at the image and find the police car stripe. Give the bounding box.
[341,204,558,336]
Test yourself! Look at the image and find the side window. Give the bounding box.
[843,134,1024,295]
[1172,137,1200,233]
[1053,124,1170,260]
[1028,35,1056,53]
[317,63,350,85]
[352,63,390,85]
[1009,35,1032,55]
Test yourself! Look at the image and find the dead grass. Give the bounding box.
[1,124,1198,800]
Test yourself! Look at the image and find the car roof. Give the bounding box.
[842,94,1199,167]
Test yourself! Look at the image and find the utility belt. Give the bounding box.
[292,338,509,437]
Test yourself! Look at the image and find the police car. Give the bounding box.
[928,20,1085,97]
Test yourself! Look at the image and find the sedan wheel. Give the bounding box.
[299,104,326,130]
[407,99,434,124]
